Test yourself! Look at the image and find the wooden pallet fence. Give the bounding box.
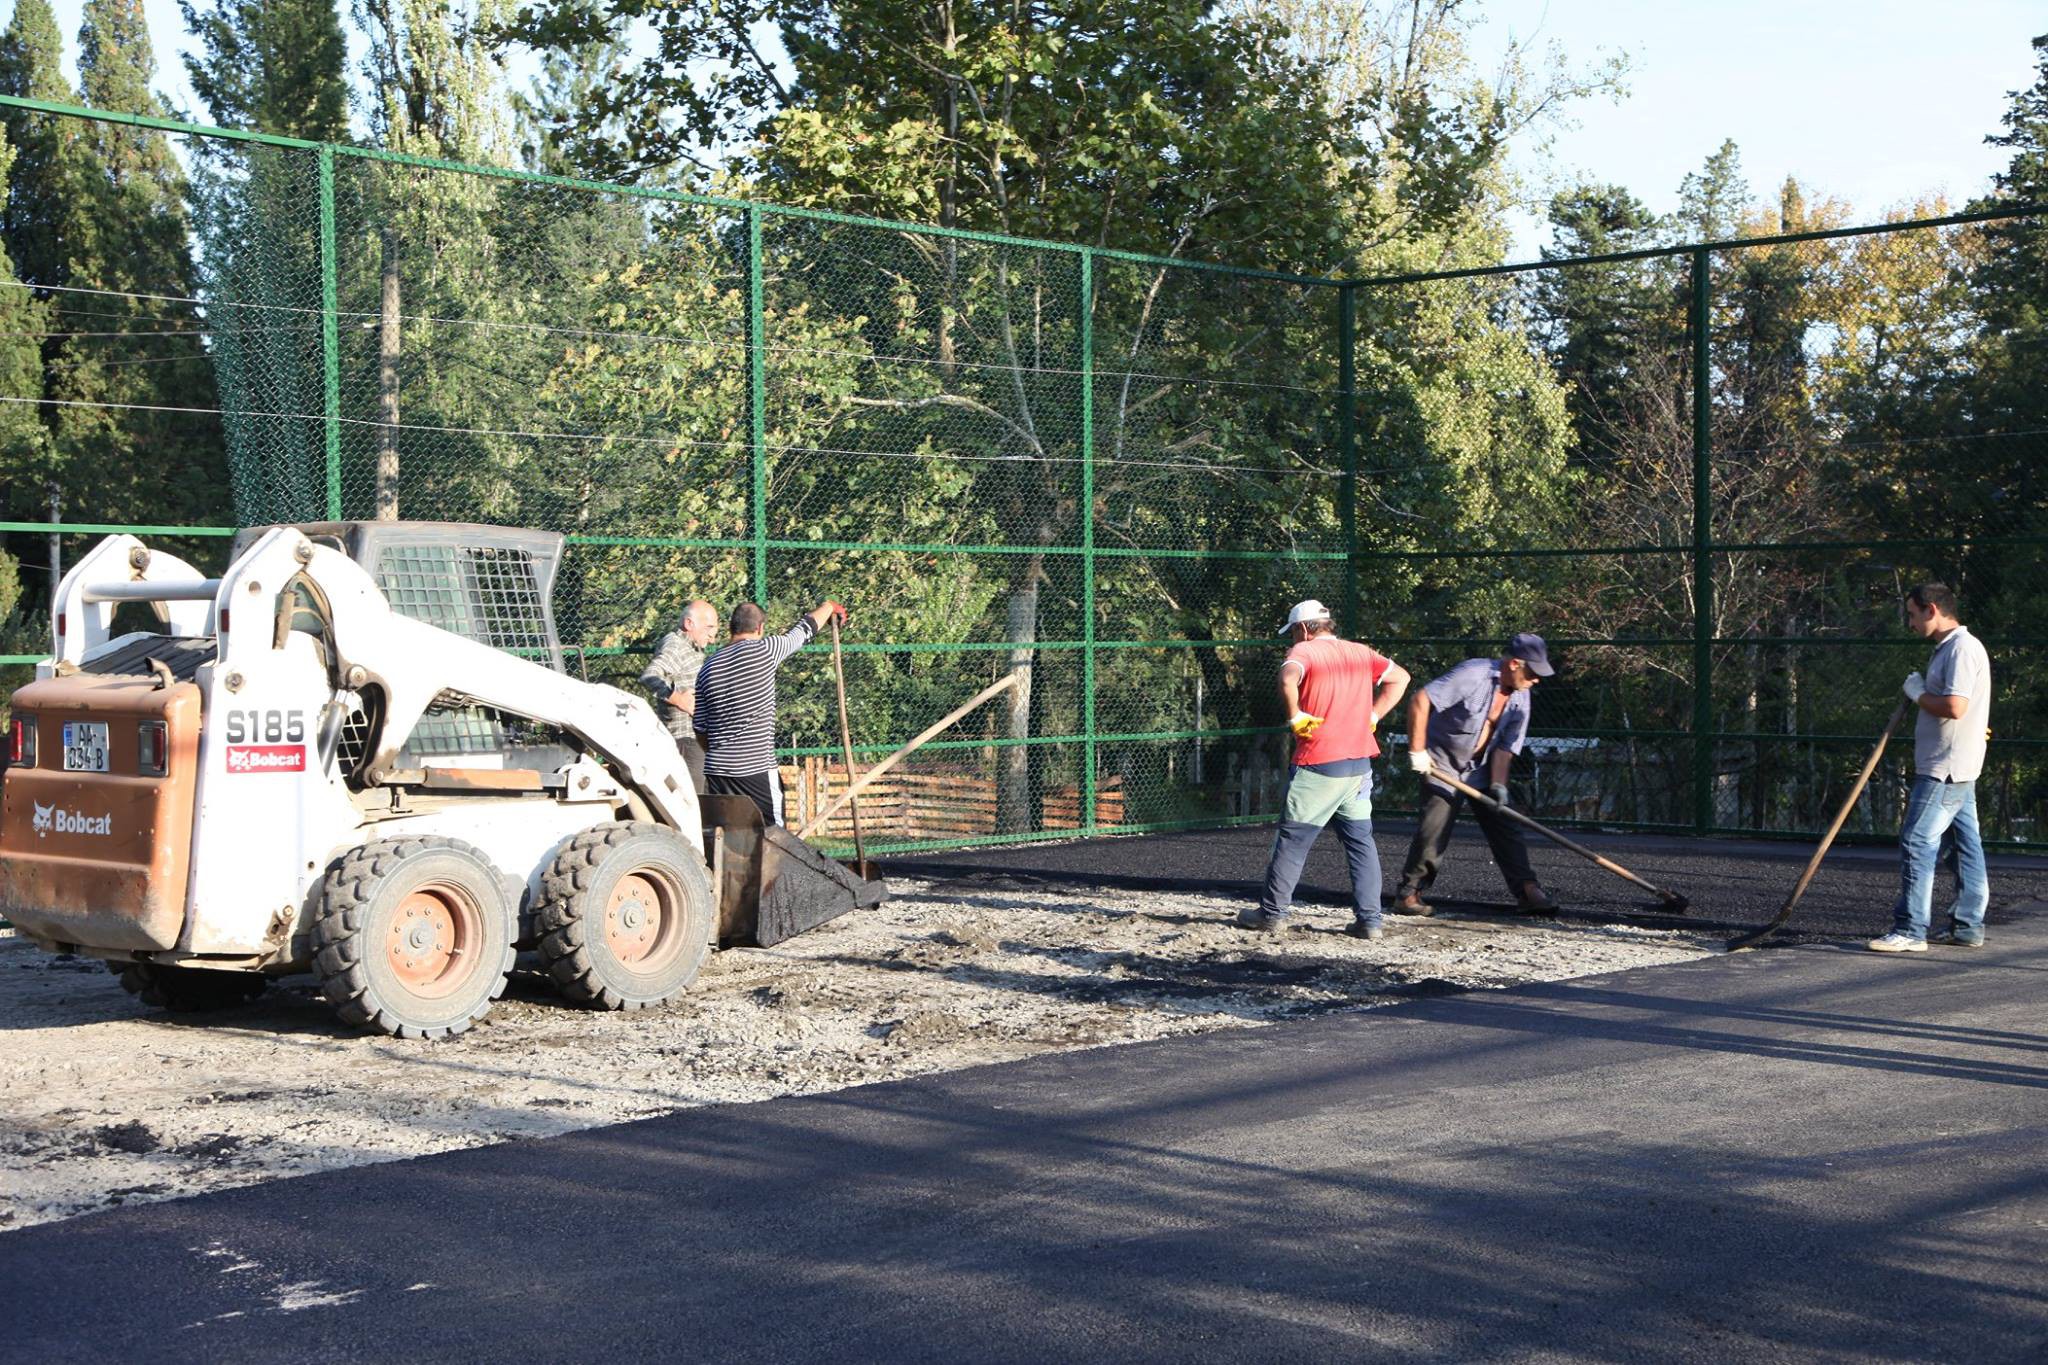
[779,756,1124,841]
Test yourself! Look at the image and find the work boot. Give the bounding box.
[1516,883,1560,913]
[1391,892,1432,917]
[1234,907,1291,933]
[1343,920,1385,941]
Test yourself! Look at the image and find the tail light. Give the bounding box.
[139,721,168,777]
[8,715,35,768]
[218,607,229,634]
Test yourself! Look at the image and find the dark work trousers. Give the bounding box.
[1396,783,1539,897]
[1259,766,1383,926]
[1261,814,1383,925]
[674,732,707,795]
[707,770,782,826]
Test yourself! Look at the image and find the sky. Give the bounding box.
[1464,1,2042,257]
[35,0,2048,261]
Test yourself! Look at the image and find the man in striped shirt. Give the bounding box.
[694,598,848,825]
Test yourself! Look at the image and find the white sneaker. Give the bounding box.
[1867,932,1927,953]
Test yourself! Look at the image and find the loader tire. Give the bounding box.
[311,836,516,1040]
[536,822,713,1011]
[112,961,268,1012]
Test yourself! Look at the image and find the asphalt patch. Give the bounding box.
[899,821,2048,944]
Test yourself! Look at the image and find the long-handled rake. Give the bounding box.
[1426,768,1691,912]
[1726,700,1911,951]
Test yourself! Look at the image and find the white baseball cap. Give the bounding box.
[1280,599,1332,634]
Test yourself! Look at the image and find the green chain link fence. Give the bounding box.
[2,95,2044,852]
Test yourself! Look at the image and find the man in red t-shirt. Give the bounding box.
[1237,599,1410,938]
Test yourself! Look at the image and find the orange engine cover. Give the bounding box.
[0,674,202,951]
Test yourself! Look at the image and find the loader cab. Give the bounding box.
[230,521,579,778]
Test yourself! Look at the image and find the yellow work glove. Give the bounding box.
[1288,711,1324,739]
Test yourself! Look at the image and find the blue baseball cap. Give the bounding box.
[1508,632,1555,677]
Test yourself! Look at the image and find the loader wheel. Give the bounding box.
[311,836,516,1040]
[112,961,268,1012]
[536,822,713,1011]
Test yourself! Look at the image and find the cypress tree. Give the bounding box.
[61,0,226,526]
[0,121,53,532]
[180,0,348,142]
[0,0,85,294]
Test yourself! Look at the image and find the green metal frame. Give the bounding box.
[318,145,342,520]
[1690,249,1714,834]
[3,93,2046,851]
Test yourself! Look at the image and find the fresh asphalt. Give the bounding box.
[5,889,2046,1360]
[901,820,2048,944]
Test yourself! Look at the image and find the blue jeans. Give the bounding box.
[1890,776,1988,941]
[1259,766,1382,928]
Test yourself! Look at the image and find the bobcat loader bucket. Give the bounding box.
[701,795,887,948]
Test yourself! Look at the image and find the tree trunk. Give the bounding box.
[375,228,401,521]
[995,552,1041,833]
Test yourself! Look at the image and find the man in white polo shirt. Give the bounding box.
[1869,581,1993,953]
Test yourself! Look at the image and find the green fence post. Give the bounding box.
[747,206,768,600]
[1080,249,1098,833]
[318,145,341,521]
[1691,248,1714,834]
[1338,283,1357,635]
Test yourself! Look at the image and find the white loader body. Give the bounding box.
[4,523,721,1036]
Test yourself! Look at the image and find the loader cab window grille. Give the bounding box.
[458,547,552,663]
[374,544,556,667]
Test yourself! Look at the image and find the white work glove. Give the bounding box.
[1407,750,1432,775]
[1903,671,1925,703]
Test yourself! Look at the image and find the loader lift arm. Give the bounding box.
[224,528,700,839]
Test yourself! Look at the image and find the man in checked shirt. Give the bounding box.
[639,599,718,794]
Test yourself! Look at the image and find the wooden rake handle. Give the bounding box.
[1428,767,1689,908]
[1727,700,1911,951]
[798,672,1022,841]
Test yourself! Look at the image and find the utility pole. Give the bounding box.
[46,483,60,614]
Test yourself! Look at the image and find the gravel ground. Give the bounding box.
[0,877,1714,1232]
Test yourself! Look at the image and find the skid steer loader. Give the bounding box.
[0,521,879,1038]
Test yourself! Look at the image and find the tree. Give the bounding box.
[506,0,629,176]
[52,0,226,528]
[0,121,53,560]
[1675,138,1748,242]
[0,0,83,296]
[346,0,515,517]
[180,0,349,142]
[1535,183,1668,466]
[505,1,1370,827]
[179,0,350,523]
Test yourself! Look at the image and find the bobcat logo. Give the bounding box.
[28,802,109,838]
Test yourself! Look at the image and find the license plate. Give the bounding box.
[62,722,109,773]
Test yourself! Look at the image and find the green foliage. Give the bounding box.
[53,0,227,527]
[180,0,349,142]
[0,120,53,522]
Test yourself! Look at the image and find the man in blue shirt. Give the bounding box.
[1393,633,1558,916]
